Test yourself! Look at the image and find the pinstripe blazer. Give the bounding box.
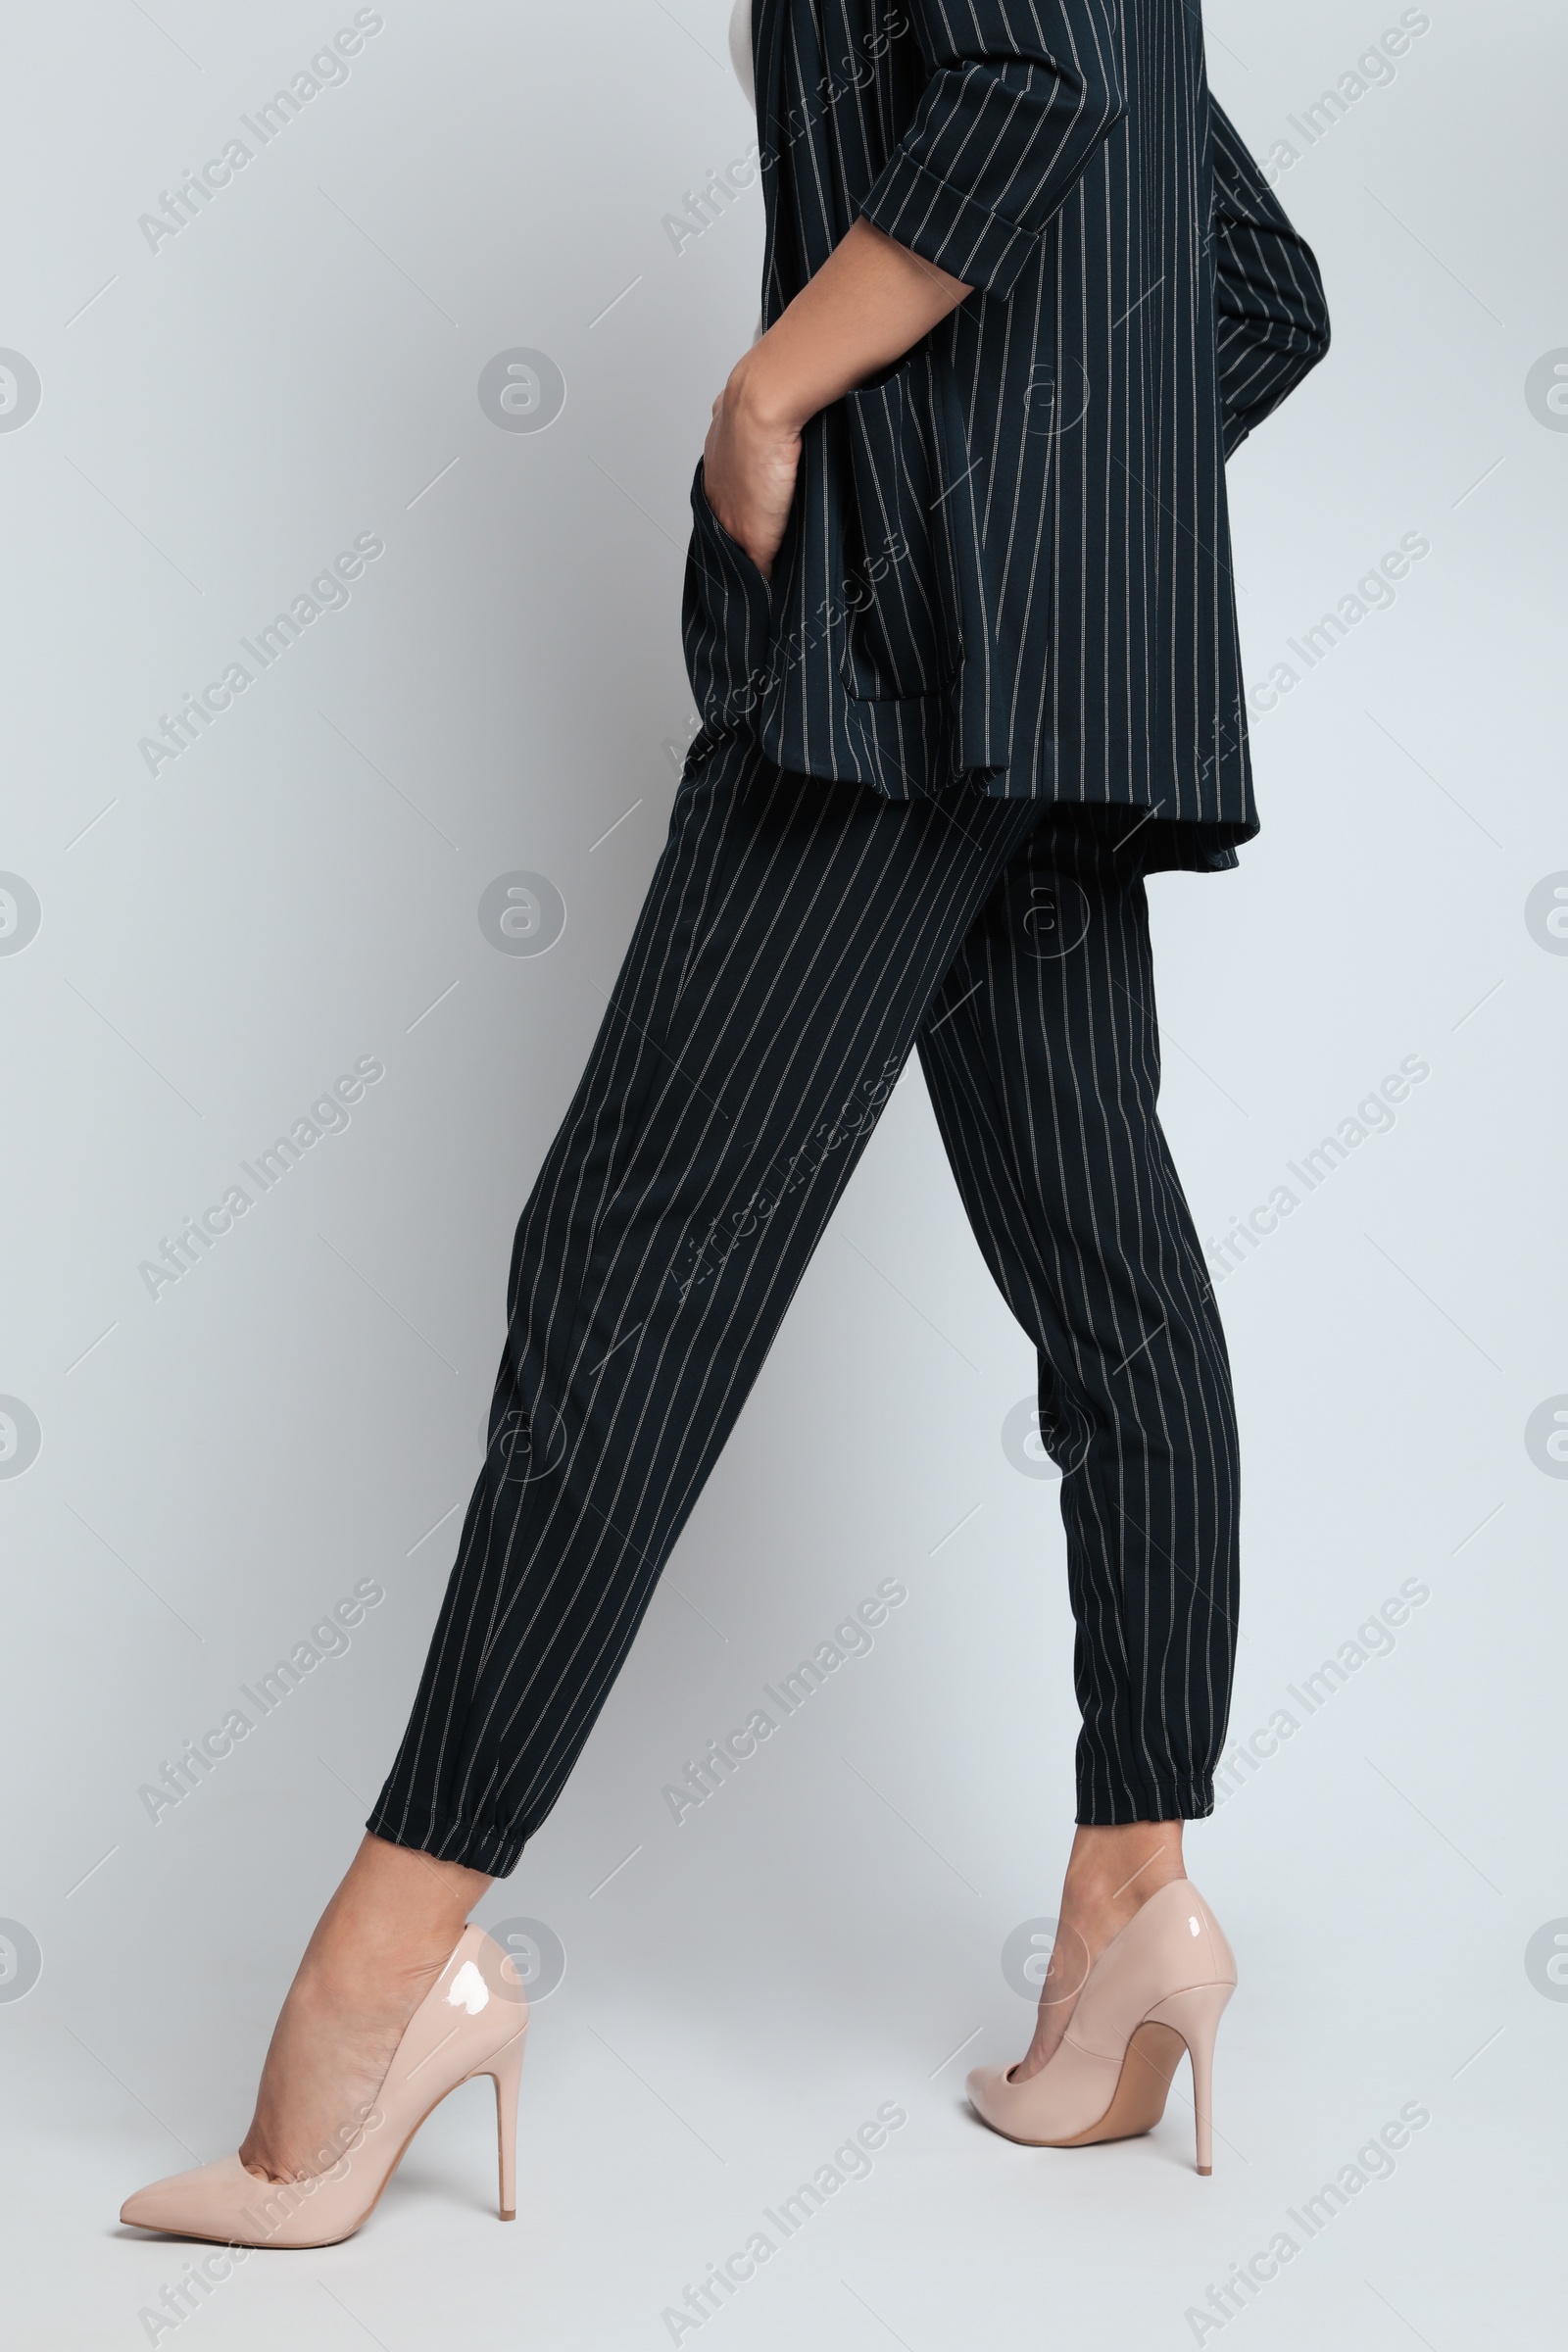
[682,0,1331,869]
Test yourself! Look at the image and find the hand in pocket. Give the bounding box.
[701,373,800,579]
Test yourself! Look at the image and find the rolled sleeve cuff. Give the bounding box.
[859,146,1042,300]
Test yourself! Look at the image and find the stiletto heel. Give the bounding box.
[967,1881,1238,2175]
[474,2023,526,2221]
[1144,1979,1233,2175]
[121,1928,530,2247]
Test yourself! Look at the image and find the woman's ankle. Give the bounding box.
[1013,1822,1191,2079]
[1057,1821,1186,1925]
[289,1835,493,2004]
[323,1835,488,1942]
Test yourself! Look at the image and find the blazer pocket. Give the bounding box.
[839,361,956,704]
[681,460,773,741]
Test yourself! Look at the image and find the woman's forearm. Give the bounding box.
[735,218,972,430]
[701,219,972,575]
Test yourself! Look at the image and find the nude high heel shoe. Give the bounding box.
[967,1880,1236,2174]
[120,1926,527,2247]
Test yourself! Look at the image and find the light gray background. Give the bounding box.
[2,2,1564,2345]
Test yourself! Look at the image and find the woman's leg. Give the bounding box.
[365,750,1039,1874]
[242,748,1040,2177]
[915,810,1241,2069]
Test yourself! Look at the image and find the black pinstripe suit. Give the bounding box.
[684,0,1330,862]
[368,3,1324,1874]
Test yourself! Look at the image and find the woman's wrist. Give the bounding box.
[726,339,812,440]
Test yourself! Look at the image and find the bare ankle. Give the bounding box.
[1009,1823,1192,2081]
[1058,1824,1185,1926]
[1065,1822,1184,1883]
[301,1836,489,1974]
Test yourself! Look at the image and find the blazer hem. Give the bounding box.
[682,723,1255,874]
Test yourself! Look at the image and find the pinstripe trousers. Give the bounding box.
[368,741,1240,1876]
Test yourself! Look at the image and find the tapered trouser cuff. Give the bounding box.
[1076,1775,1215,1825]
[365,1795,528,1881]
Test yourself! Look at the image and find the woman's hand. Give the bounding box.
[701,355,802,580]
[699,220,972,583]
